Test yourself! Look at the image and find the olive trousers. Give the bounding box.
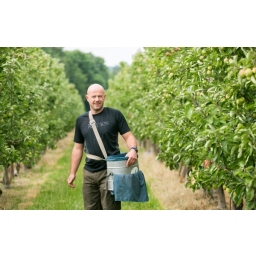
[83,169,121,210]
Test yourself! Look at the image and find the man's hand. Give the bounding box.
[67,174,76,188]
[125,149,137,167]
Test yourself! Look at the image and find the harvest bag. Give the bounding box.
[113,170,149,202]
[87,111,144,197]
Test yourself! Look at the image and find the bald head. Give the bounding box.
[87,84,105,95]
[86,84,106,114]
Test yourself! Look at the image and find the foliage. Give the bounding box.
[0,47,84,169]
[106,47,256,209]
[41,48,110,111]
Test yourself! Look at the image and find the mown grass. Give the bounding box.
[28,141,162,210]
[28,142,84,210]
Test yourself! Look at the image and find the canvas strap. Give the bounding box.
[87,111,107,160]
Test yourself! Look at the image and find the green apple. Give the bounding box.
[226,188,232,193]
[245,68,252,77]
[237,123,244,129]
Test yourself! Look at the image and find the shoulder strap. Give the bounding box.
[89,111,108,159]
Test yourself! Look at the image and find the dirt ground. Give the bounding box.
[0,130,74,210]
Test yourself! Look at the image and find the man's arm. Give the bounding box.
[121,131,138,167]
[67,143,84,188]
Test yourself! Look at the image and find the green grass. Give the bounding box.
[28,140,162,210]
[28,143,84,210]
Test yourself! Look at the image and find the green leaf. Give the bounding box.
[231,145,238,156]
[205,140,212,150]
[185,105,193,119]
[246,188,255,201]
[221,141,228,152]
[245,178,254,187]
[251,75,256,85]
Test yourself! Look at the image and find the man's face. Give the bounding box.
[86,88,106,113]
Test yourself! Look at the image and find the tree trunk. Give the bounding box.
[232,200,243,210]
[16,162,21,175]
[185,166,192,185]
[216,186,227,210]
[10,164,14,182]
[3,166,11,188]
[178,161,184,175]
[180,164,190,183]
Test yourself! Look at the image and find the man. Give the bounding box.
[67,84,138,210]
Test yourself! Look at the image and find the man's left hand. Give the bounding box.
[125,149,137,167]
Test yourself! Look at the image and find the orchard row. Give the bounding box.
[106,47,256,209]
[0,47,84,184]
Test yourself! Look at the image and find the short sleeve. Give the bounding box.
[117,111,130,135]
[74,117,84,144]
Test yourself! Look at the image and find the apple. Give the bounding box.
[197,92,200,96]
[175,47,179,51]
[202,50,206,54]
[237,123,244,129]
[213,184,218,189]
[207,70,211,75]
[200,56,204,60]
[224,58,228,63]
[208,66,212,70]
[239,97,245,103]
[169,73,173,78]
[166,52,170,56]
[252,67,256,73]
[239,69,245,77]
[171,50,175,53]
[226,188,232,193]
[223,185,227,190]
[226,94,229,99]
[245,68,252,77]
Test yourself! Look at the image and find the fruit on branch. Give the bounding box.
[166,52,170,56]
[245,68,252,77]
[226,188,232,193]
[239,69,245,77]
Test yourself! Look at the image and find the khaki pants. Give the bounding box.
[83,169,121,210]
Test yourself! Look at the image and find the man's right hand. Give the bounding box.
[67,174,76,188]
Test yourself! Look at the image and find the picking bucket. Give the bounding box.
[106,153,139,191]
